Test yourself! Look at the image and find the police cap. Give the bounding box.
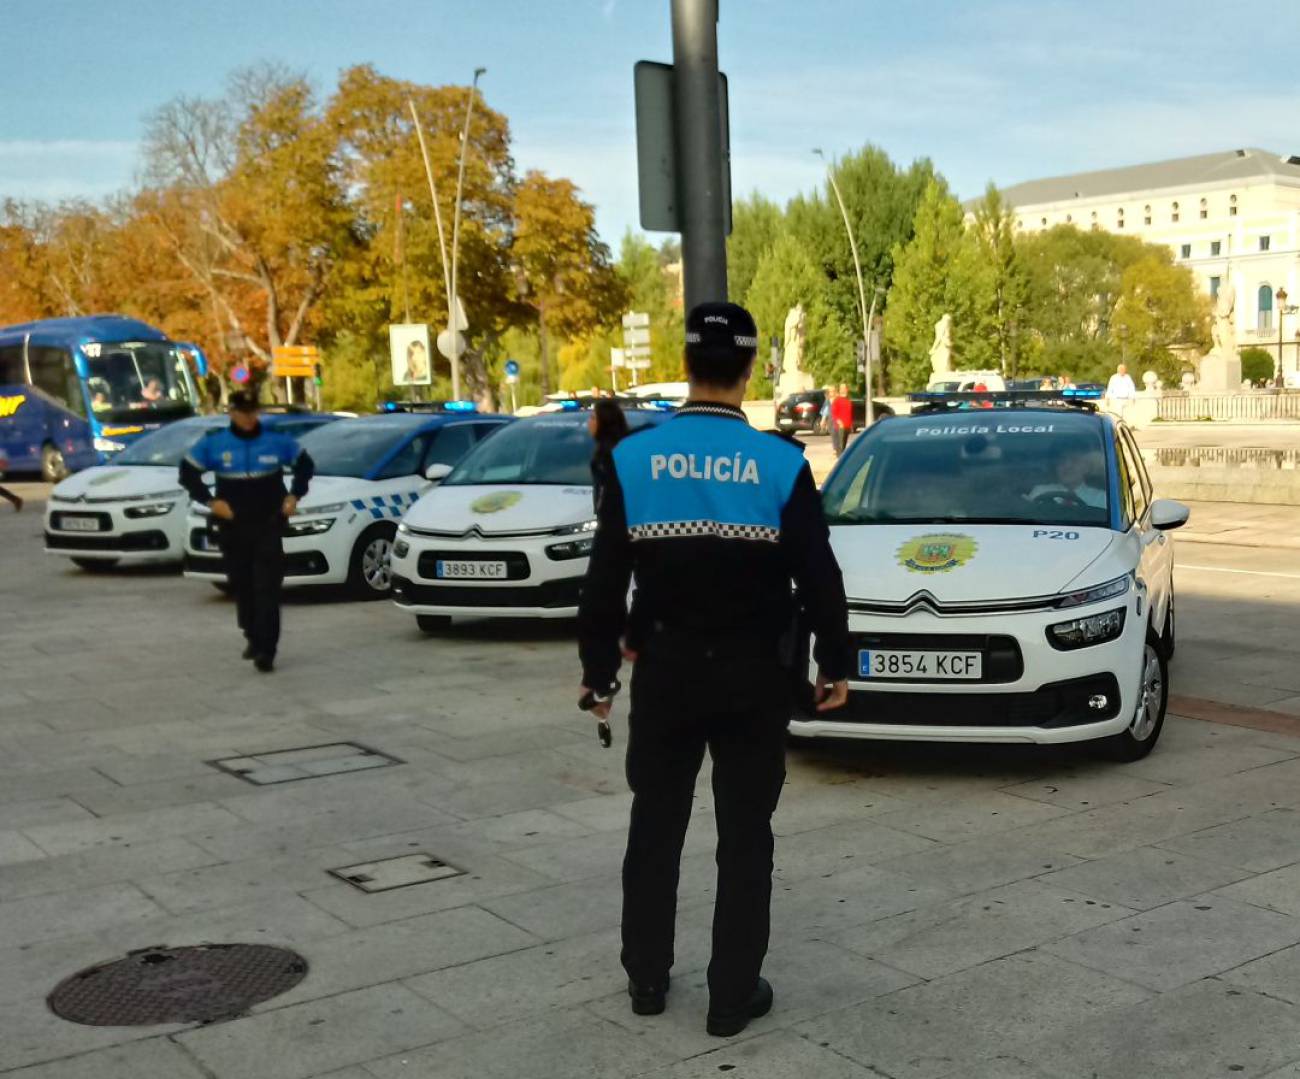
[228,389,261,412]
[685,302,760,360]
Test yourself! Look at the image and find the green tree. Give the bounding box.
[883,180,988,391]
[616,232,684,385]
[726,193,784,303]
[971,182,1029,377]
[746,232,854,392]
[1112,254,1210,385]
[1240,347,1274,386]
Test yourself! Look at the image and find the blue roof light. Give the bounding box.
[382,401,400,412]
[443,400,477,412]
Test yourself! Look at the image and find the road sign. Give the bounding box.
[610,347,627,369]
[622,326,651,347]
[436,328,467,360]
[622,311,650,329]
[634,61,731,235]
[231,365,250,384]
[504,359,520,385]
[625,345,652,358]
[628,358,653,370]
[272,344,319,378]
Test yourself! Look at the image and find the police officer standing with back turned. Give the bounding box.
[578,301,850,1038]
[180,390,313,673]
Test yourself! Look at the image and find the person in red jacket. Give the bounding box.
[830,383,853,456]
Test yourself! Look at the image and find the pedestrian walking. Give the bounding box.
[588,396,629,513]
[179,390,314,672]
[830,382,853,456]
[1106,363,1137,420]
[577,301,850,1037]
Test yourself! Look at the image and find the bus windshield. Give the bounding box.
[84,342,197,425]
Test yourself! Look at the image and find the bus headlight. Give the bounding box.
[1047,607,1127,650]
[125,502,177,519]
[94,437,126,453]
[285,517,335,537]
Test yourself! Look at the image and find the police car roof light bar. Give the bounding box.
[906,389,1099,414]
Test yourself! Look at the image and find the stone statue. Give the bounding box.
[1142,370,1159,392]
[929,313,953,375]
[776,303,813,397]
[1200,281,1242,392]
[1211,282,1237,359]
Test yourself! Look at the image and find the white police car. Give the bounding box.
[44,412,336,570]
[183,410,509,597]
[795,395,1188,760]
[390,407,669,628]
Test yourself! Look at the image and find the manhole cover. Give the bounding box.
[47,944,308,1026]
[208,742,402,785]
[328,853,465,893]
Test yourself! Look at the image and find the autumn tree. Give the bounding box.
[512,171,624,396]
[971,183,1028,377]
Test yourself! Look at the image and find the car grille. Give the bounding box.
[392,575,583,609]
[45,530,169,552]
[416,550,531,581]
[850,631,1023,684]
[832,674,1121,729]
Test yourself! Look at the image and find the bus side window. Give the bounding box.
[0,345,23,386]
[29,346,85,418]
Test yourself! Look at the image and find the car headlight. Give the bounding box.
[1047,606,1127,650]
[94,437,126,453]
[393,539,410,558]
[552,519,598,537]
[299,502,347,515]
[1055,574,1132,609]
[546,536,595,560]
[284,517,335,537]
[397,521,410,535]
[124,501,177,519]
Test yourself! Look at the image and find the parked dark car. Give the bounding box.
[775,390,892,433]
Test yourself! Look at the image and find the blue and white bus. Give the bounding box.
[0,315,209,481]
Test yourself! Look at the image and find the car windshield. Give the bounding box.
[822,412,1111,528]
[444,417,596,486]
[297,420,415,478]
[114,420,220,467]
[84,342,196,424]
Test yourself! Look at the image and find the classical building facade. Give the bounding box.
[997,148,1300,379]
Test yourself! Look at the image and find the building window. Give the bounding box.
[1180,244,1191,259]
[1143,203,1152,225]
[1230,194,1238,217]
[1209,276,1221,300]
[1066,214,1073,223]
[1259,285,1274,333]
[1090,211,1098,228]
[1260,235,1271,252]
[1200,198,1208,220]
[1040,217,1047,227]
[1117,208,1125,229]
[1211,240,1222,256]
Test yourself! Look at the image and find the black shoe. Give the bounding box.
[628,979,668,1016]
[253,654,275,673]
[706,977,773,1037]
[242,644,256,660]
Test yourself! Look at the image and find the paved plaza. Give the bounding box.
[3,492,1300,1077]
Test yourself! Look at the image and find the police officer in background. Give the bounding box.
[180,390,314,672]
[578,301,850,1037]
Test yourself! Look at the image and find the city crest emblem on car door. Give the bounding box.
[897,533,978,574]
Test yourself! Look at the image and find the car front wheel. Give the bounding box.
[1096,632,1168,762]
[348,523,397,599]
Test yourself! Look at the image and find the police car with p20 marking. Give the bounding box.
[390,406,670,629]
[183,408,508,597]
[793,391,1187,760]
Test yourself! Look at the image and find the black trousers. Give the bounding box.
[219,522,285,657]
[621,646,789,1013]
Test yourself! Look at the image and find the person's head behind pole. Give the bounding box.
[684,301,759,403]
[589,396,629,452]
[228,388,261,433]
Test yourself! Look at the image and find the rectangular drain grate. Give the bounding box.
[328,853,465,893]
[208,742,403,786]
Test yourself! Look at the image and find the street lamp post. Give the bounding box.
[814,148,874,423]
[449,67,486,403]
[1277,287,1297,386]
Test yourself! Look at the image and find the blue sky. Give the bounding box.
[4,0,1300,243]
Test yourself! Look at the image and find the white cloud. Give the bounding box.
[0,139,139,202]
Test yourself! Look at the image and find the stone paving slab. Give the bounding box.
[0,1039,207,1079]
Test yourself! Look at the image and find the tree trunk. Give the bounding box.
[538,307,551,397]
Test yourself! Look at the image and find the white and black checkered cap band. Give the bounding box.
[685,331,759,348]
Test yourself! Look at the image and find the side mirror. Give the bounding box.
[1150,498,1190,532]
[424,462,453,483]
